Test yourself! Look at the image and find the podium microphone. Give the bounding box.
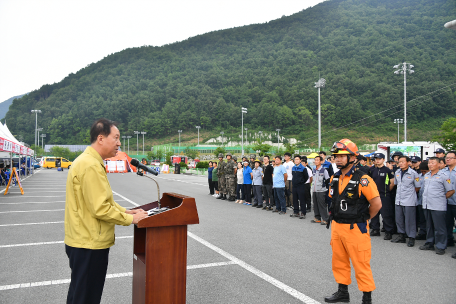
[130,159,158,176]
[130,158,165,212]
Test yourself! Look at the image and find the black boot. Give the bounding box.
[362,291,372,304]
[391,233,406,243]
[324,284,349,303]
[221,194,226,200]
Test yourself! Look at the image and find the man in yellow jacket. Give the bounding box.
[64,118,147,304]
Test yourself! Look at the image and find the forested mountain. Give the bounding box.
[0,93,27,120]
[4,0,456,146]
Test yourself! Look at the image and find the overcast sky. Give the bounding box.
[0,0,326,103]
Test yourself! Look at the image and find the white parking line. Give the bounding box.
[0,262,237,291]
[0,209,64,214]
[0,236,133,248]
[108,192,321,304]
[0,201,65,205]
[0,221,64,227]
[0,173,36,194]
[157,176,207,187]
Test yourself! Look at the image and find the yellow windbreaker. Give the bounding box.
[64,146,133,249]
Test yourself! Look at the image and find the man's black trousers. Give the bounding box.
[66,245,110,304]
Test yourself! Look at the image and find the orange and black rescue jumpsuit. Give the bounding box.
[328,167,379,292]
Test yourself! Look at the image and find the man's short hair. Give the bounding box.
[386,160,395,164]
[294,155,301,159]
[90,118,117,144]
[275,156,282,161]
[284,152,292,157]
[301,156,307,162]
[439,157,446,163]
[447,151,456,157]
[398,155,411,162]
[428,157,440,163]
[315,156,324,162]
[419,161,429,171]
[319,151,327,156]
[263,155,269,160]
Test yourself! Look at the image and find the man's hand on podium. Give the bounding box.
[126,209,148,224]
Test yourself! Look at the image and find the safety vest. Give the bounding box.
[330,170,370,226]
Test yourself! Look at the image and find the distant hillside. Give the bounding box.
[0,93,27,120]
[4,0,456,147]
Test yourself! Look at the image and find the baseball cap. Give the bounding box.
[410,156,422,162]
[434,148,445,154]
[372,153,385,159]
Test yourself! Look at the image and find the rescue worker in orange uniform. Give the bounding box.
[325,139,382,304]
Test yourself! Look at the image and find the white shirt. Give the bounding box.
[305,167,312,183]
[284,160,293,180]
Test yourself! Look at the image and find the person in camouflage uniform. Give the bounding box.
[249,154,256,169]
[225,153,237,201]
[233,155,238,186]
[216,153,227,200]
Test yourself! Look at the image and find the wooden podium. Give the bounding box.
[131,192,199,304]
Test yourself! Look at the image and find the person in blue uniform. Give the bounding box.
[369,153,395,240]
[410,156,421,173]
[391,156,421,247]
[434,148,445,158]
[419,157,455,255]
[290,155,309,219]
[443,151,456,252]
[415,161,429,240]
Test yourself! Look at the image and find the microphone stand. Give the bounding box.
[137,170,167,212]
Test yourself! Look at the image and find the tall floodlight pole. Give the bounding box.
[276,129,281,153]
[127,136,132,154]
[394,62,414,142]
[141,132,147,155]
[195,126,201,146]
[178,130,182,154]
[394,119,403,144]
[314,78,326,150]
[241,107,247,155]
[134,131,140,154]
[41,134,46,151]
[31,110,41,153]
[37,128,43,147]
[244,128,248,145]
[122,136,126,150]
[220,131,224,146]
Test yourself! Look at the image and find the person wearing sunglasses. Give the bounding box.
[324,139,381,304]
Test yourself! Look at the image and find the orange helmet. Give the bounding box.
[330,139,359,156]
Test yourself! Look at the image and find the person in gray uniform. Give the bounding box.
[442,151,456,251]
[251,160,263,208]
[391,156,421,247]
[419,157,455,255]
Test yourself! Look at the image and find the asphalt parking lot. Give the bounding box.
[0,169,455,304]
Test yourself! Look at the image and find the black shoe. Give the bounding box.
[452,252,456,259]
[384,233,392,240]
[256,204,263,208]
[391,234,406,243]
[370,229,380,236]
[381,227,386,232]
[362,291,372,304]
[435,248,445,255]
[407,238,415,247]
[229,197,235,201]
[221,195,226,200]
[216,195,223,200]
[415,234,426,240]
[324,284,349,303]
[419,243,435,251]
[272,209,279,213]
[290,213,300,218]
[447,239,455,247]
[300,213,306,219]
[251,203,258,207]
[267,206,273,211]
[279,211,286,215]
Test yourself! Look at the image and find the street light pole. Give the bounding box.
[314,78,326,151]
[241,107,247,155]
[37,128,43,148]
[195,126,201,146]
[394,119,403,144]
[178,130,182,154]
[276,129,281,153]
[134,131,140,155]
[127,136,132,154]
[31,109,41,152]
[394,62,414,142]
[141,132,147,155]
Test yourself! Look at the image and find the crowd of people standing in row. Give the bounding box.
[206,148,456,259]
